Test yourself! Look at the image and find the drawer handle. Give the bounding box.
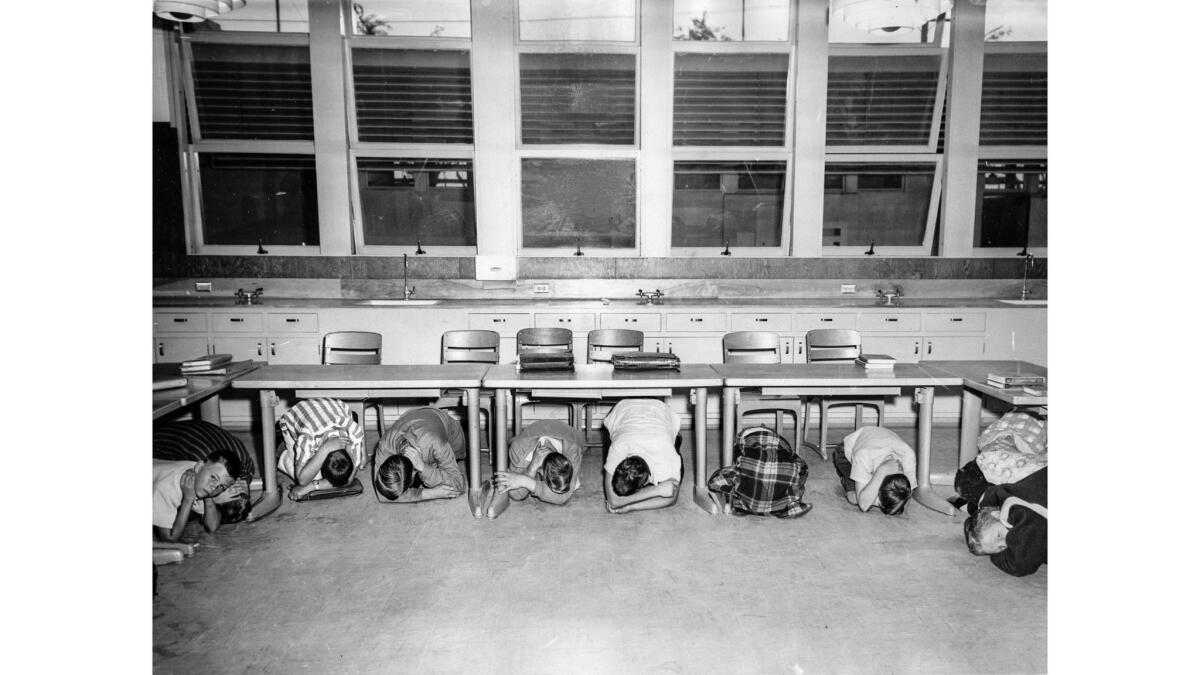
[755,318,768,322]
[820,318,832,322]
[559,318,571,323]
[691,318,703,323]
[927,342,933,355]
[257,343,263,357]
[950,317,963,322]
[626,318,637,323]
[229,317,244,323]
[885,317,898,322]
[269,342,276,356]
[157,343,164,356]
[172,318,188,323]
[286,318,299,323]
[492,318,506,323]
[914,342,920,355]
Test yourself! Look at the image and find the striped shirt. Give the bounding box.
[277,398,366,482]
[707,426,810,518]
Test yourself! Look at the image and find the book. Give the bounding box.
[986,373,1046,388]
[181,359,256,377]
[855,354,896,369]
[181,353,233,369]
[153,376,189,391]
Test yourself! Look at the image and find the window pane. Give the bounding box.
[672,161,786,247]
[352,0,471,37]
[190,1,309,32]
[826,54,941,146]
[520,54,636,145]
[674,53,789,146]
[980,52,1047,145]
[828,0,949,44]
[823,162,935,247]
[358,158,476,247]
[199,153,319,246]
[518,0,635,41]
[352,49,473,143]
[521,159,636,248]
[985,0,1047,42]
[974,160,1046,248]
[190,43,313,141]
[673,0,789,42]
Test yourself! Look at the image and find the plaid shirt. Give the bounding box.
[707,427,809,518]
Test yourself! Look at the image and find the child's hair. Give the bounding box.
[216,486,252,523]
[375,454,416,501]
[878,473,912,515]
[538,452,573,494]
[612,456,651,497]
[205,449,243,483]
[964,506,1006,555]
[321,449,354,488]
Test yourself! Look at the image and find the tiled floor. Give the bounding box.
[153,422,1046,674]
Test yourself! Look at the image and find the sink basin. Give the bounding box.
[356,299,440,306]
[998,299,1047,306]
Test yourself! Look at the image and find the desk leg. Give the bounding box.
[465,388,483,519]
[248,389,282,521]
[198,395,222,425]
[486,389,511,520]
[718,387,738,515]
[958,389,983,468]
[913,386,956,516]
[691,387,720,515]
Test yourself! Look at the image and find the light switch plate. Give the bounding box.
[195,282,213,293]
[840,284,856,294]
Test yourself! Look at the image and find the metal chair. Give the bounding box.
[723,331,809,456]
[297,331,385,437]
[438,330,500,448]
[581,329,645,444]
[513,327,576,432]
[803,328,889,460]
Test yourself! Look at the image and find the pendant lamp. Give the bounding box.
[154,0,246,23]
[832,0,952,34]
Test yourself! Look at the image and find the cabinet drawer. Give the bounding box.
[211,312,264,333]
[795,313,856,332]
[923,312,985,332]
[268,312,319,333]
[857,312,920,333]
[731,313,792,332]
[600,313,662,331]
[665,312,727,332]
[468,313,532,336]
[154,312,208,333]
[534,313,595,332]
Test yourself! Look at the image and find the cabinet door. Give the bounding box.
[155,337,210,363]
[657,336,724,364]
[269,337,322,364]
[213,336,266,361]
[780,336,801,364]
[923,336,986,361]
[861,335,922,363]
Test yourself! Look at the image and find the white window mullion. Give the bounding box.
[471,0,520,263]
[939,0,986,256]
[309,0,353,255]
[790,0,829,257]
[639,0,671,256]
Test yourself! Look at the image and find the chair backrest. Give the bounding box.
[722,331,781,364]
[587,329,644,363]
[516,327,574,354]
[441,330,501,364]
[805,329,862,363]
[323,331,382,365]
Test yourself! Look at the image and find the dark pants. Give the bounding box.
[832,444,856,494]
[954,461,993,516]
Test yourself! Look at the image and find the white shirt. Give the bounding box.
[603,399,681,484]
[841,426,917,486]
[152,460,199,529]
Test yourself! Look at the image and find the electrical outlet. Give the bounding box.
[533,283,551,294]
[840,284,856,294]
[195,282,213,293]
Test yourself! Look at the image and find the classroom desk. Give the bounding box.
[152,362,263,423]
[712,363,962,516]
[482,364,724,516]
[922,360,1047,469]
[231,364,489,520]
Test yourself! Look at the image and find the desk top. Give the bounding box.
[483,363,722,389]
[922,360,1047,405]
[230,363,489,389]
[711,363,962,387]
[153,361,264,419]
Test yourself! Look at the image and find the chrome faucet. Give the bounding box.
[876,286,902,306]
[1019,253,1035,300]
[402,253,416,300]
[234,287,263,305]
[636,289,664,305]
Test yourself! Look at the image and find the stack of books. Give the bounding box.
[855,353,897,370]
[986,372,1046,389]
[180,354,254,376]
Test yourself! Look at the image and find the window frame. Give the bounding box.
[819,153,943,257]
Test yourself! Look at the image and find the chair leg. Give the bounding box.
[877,402,885,427]
[854,404,863,430]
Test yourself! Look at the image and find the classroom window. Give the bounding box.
[357,158,476,247]
[673,53,789,146]
[351,49,473,144]
[521,158,636,249]
[350,0,471,37]
[672,0,790,42]
[518,0,636,42]
[519,53,637,145]
[672,161,786,248]
[197,153,319,246]
[974,159,1046,249]
[823,161,937,248]
[189,43,314,141]
[826,53,942,147]
[979,51,1047,146]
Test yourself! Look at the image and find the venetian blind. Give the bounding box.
[190,43,313,141]
[673,53,788,146]
[979,52,1047,145]
[826,53,941,146]
[353,49,474,144]
[519,53,636,145]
